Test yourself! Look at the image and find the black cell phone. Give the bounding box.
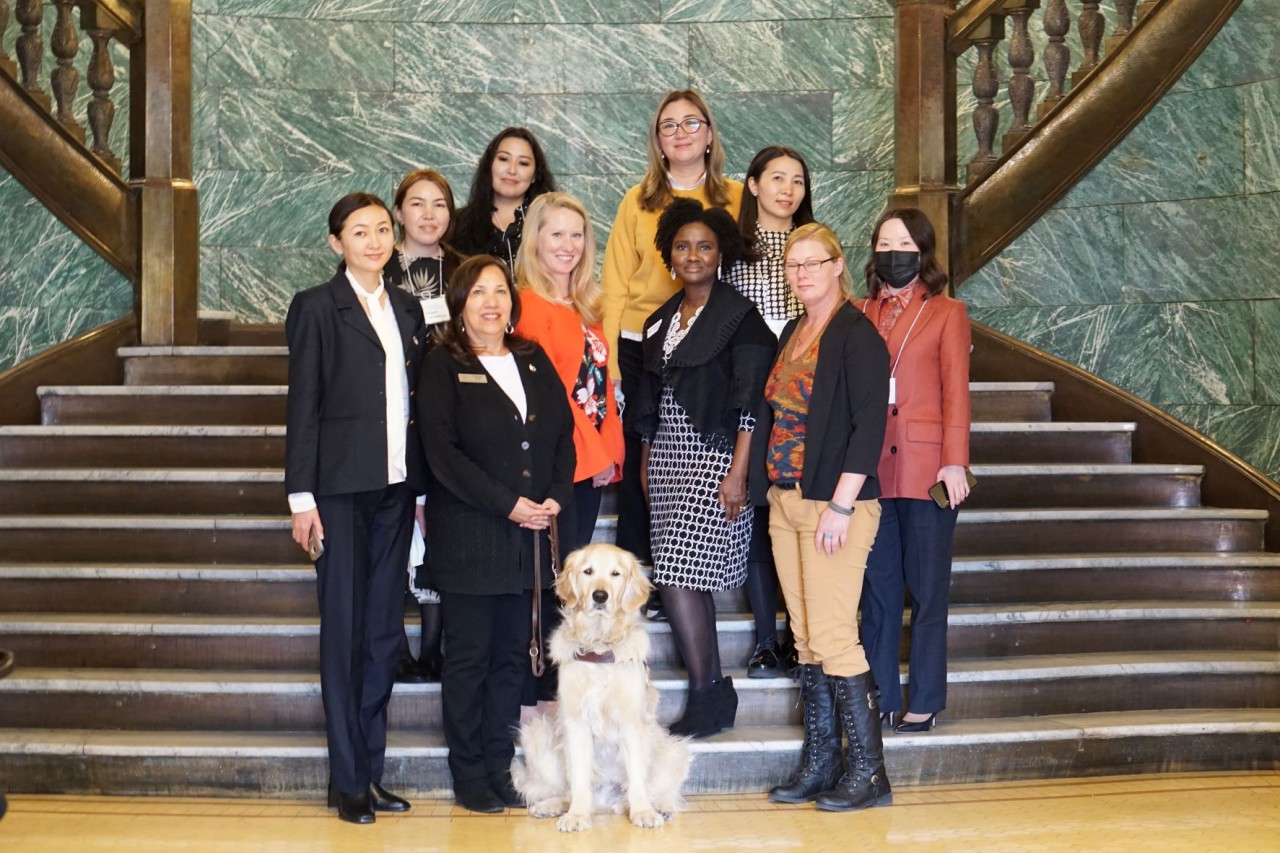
[928,469,977,509]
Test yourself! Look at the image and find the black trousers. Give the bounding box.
[860,497,959,715]
[314,482,414,794]
[615,338,651,564]
[440,590,529,786]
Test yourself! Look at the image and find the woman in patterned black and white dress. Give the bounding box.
[630,198,775,740]
[724,146,816,680]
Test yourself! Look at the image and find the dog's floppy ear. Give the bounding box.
[556,547,582,608]
[619,549,653,615]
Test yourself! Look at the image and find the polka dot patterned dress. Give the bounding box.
[647,305,754,591]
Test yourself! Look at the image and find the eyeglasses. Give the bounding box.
[657,117,707,137]
[784,258,835,274]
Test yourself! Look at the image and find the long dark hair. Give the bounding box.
[328,192,392,274]
[737,145,815,262]
[864,208,948,298]
[655,197,746,276]
[434,255,538,363]
[453,128,556,252]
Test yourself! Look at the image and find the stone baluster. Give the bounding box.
[15,0,49,108]
[0,0,14,75]
[1106,0,1138,56]
[1037,0,1071,120]
[1002,3,1037,151]
[967,20,1003,184]
[1072,1,1106,85]
[86,28,119,172]
[51,0,84,139]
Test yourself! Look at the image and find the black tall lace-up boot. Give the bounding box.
[816,670,893,812]
[768,664,842,803]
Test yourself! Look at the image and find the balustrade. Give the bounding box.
[950,0,1165,188]
[1,0,129,169]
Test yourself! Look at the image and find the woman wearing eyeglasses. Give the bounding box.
[750,223,891,812]
[601,88,742,571]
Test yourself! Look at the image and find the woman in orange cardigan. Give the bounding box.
[858,208,972,734]
[514,192,625,711]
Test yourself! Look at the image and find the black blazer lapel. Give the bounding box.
[328,274,381,348]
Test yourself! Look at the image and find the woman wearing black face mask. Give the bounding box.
[857,208,972,735]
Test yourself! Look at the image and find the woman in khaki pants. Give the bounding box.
[748,222,891,813]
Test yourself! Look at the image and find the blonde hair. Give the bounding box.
[513,192,601,325]
[785,222,855,299]
[638,89,732,213]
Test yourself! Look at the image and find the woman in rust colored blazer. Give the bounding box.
[857,208,972,734]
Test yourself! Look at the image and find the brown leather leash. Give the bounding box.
[530,519,560,677]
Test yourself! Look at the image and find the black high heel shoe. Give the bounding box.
[894,712,938,733]
[879,711,896,729]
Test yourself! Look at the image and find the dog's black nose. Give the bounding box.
[592,589,608,604]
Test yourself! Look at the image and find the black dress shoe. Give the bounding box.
[394,655,429,684]
[454,781,504,814]
[746,637,782,679]
[894,712,938,733]
[489,771,523,808]
[369,782,410,812]
[418,654,442,683]
[335,791,375,824]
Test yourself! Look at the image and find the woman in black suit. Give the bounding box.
[417,255,576,814]
[285,193,428,825]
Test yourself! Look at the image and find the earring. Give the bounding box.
[459,321,466,332]
[716,262,722,280]
[670,268,676,280]
[505,322,514,335]
[705,145,710,155]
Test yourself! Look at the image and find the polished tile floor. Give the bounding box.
[2,772,1277,852]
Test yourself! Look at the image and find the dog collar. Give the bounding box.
[573,650,616,664]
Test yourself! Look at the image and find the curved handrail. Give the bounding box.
[971,321,1280,549]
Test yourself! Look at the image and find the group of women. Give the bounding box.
[284,87,972,823]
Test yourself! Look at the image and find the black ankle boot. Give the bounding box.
[716,676,738,731]
[669,683,722,739]
[769,664,842,804]
[815,671,893,812]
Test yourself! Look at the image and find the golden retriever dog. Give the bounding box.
[511,543,690,832]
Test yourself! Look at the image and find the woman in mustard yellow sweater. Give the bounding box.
[601,88,743,567]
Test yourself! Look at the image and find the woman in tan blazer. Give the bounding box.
[857,208,972,734]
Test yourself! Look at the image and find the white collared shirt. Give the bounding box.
[288,272,411,513]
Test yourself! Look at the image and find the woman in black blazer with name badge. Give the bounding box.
[285,193,427,825]
[417,255,575,814]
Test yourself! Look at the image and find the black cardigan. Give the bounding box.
[749,301,890,506]
[417,344,576,595]
[629,281,777,452]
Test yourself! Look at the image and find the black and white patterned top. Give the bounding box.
[726,226,803,323]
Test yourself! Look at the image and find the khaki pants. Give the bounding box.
[767,486,881,677]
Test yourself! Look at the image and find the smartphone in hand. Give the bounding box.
[307,527,325,561]
[928,469,977,509]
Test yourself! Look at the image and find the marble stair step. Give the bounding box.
[964,463,1203,508]
[0,515,304,564]
[39,385,289,426]
[951,552,1280,603]
[943,599,1280,656]
[971,422,1134,463]
[1,708,1276,795]
[0,469,285,514]
[0,425,285,468]
[34,382,1054,428]
[119,347,289,386]
[0,612,781,671]
[951,507,1267,555]
[0,652,1273,732]
[968,381,1052,422]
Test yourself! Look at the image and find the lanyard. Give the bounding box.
[863,296,928,379]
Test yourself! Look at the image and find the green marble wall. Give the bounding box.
[961,0,1280,480]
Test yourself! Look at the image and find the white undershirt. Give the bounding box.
[479,353,527,421]
[287,272,411,514]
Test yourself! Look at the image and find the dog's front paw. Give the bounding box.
[556,812,593,833]
[629,808,666,829]
[529,798,567,819]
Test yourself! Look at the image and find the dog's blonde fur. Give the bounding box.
[512,543,690,832]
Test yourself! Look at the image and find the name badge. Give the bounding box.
[420,296,450,325]
[459,373,488,384]
[646,320,663,339]
[888,377,897,405]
